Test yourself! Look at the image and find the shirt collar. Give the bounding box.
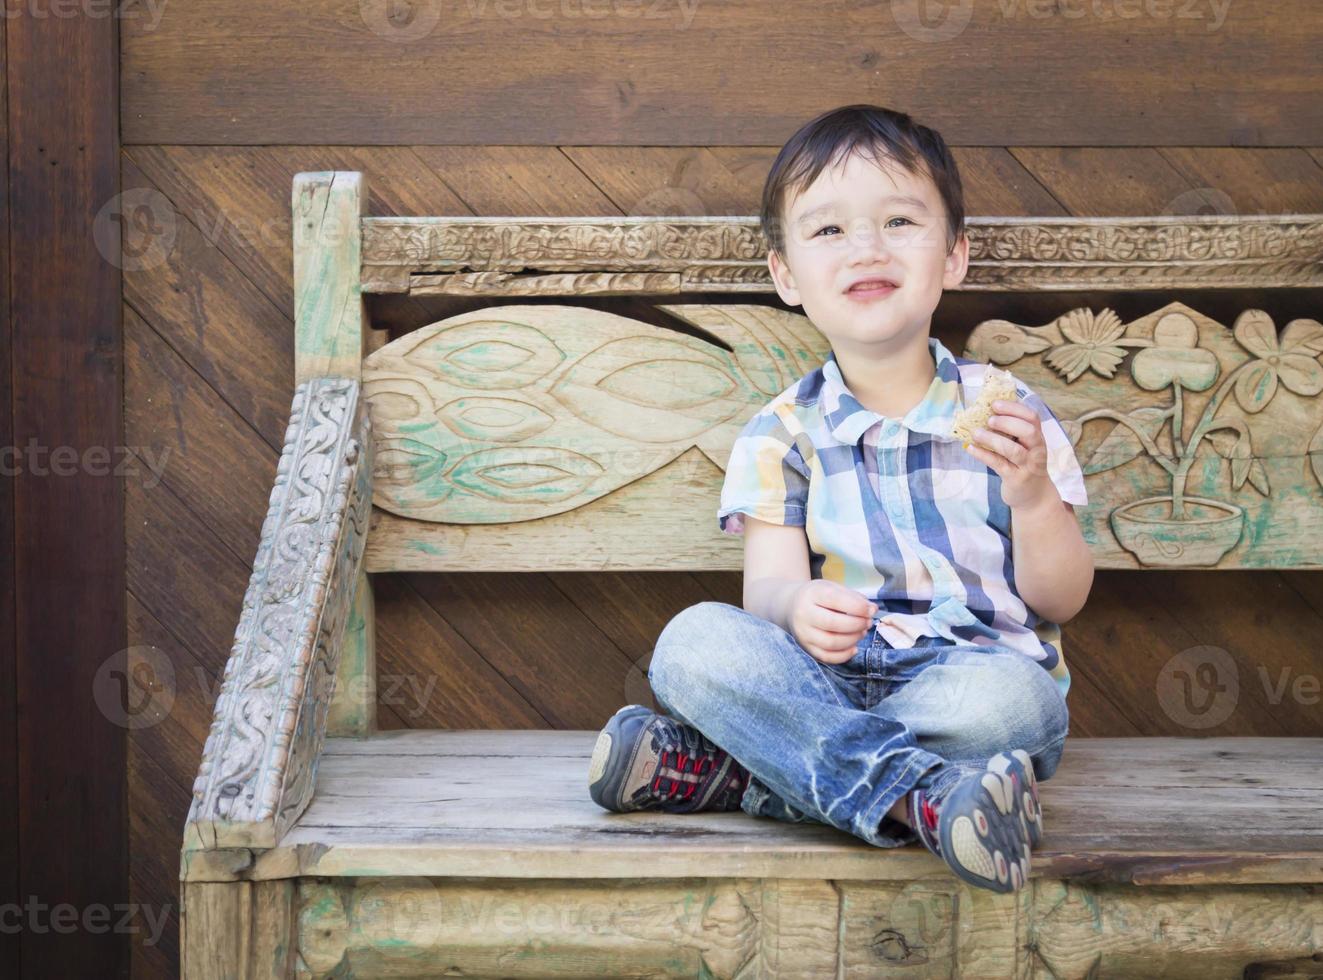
[821,336,966,445]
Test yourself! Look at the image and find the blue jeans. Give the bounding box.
[647,601,1070,849]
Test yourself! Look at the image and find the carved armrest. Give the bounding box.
[183,378,372,851]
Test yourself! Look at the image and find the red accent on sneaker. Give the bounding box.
[652,747,729,802]
[921,794,938,832]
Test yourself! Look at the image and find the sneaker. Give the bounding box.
[587,705,749,814]
[907,761,1033,894]
[988,749,1043,849]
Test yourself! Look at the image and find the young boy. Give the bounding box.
[587,105,1092,894]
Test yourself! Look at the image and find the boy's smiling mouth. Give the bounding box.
[845,277,899,300]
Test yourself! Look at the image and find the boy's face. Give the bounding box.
[767,150,968,354]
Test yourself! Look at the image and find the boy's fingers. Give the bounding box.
[820,594,878,618]
[809,625,863,649]
[814,608,872,632]
[989,414,1036,441]
[992,400,1032,420]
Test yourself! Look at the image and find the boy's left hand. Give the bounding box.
[963,400,1058,511]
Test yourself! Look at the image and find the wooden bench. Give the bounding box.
[179,171,1323,978]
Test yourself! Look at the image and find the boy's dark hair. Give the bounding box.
[759,104,966,257]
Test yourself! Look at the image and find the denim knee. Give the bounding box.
[648,601,746,715]
[970,652,1069,772]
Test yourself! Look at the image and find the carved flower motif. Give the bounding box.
[1044,308,1127,382]
[1231,310,1323,414]
[1131,312,1219,393]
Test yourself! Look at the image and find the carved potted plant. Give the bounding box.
[1044,308,1323,567]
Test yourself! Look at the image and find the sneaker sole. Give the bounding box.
[587,704,654,812]
[987,749,1043,849]
[937,769,1032,894]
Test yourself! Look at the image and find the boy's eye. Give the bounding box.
[814,217,914,237]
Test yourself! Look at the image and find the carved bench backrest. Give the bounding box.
[293,172,1323,575]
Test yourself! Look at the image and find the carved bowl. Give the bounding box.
[1109,495,1245,567]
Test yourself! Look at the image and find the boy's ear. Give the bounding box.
[942,231,970,290]
[767,248,801,306]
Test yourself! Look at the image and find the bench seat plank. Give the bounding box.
[214,731,1323,886]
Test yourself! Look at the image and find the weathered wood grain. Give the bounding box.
[181,730,1323,976]
[360,214,1323,295]
[326,569,376,738]
[180,880,295,980]
[9,3,124,976]
[122,2,1323,146]
[277,873,1323,979]
[0,9,14,974]
[177,732,1323,887]
[185,379,372,850]
[125,304,278,563]
[294,172,368,383]
[121,153,295,450]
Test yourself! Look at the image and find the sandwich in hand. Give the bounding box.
[952,366,1022,449]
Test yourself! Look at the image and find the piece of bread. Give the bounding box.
[951,366,1022,448]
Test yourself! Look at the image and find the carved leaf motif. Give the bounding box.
[1232,309,1278,360]
[552,336,739,441]
[449,447,605,504]
[1205,429,1262,493]
[375,439,451,497]
[1230,455,1251,490]
[1206,429,1240,458]
[403,320,565,389]
[439,397,554,444]
[1083,407,1170,475]
[1234,361,1278,414]
[1247,459,1270,495]
[1310,419,1323,494]
[1283,318,1323,355]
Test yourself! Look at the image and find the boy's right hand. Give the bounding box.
[788,581,878,665]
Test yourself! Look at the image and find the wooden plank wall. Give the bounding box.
[118,7,1323,977]
[121,1,1323,146]
[5,4,125,979]
[0,12,15,980]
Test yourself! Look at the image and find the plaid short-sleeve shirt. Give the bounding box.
[717,335,1089,698]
